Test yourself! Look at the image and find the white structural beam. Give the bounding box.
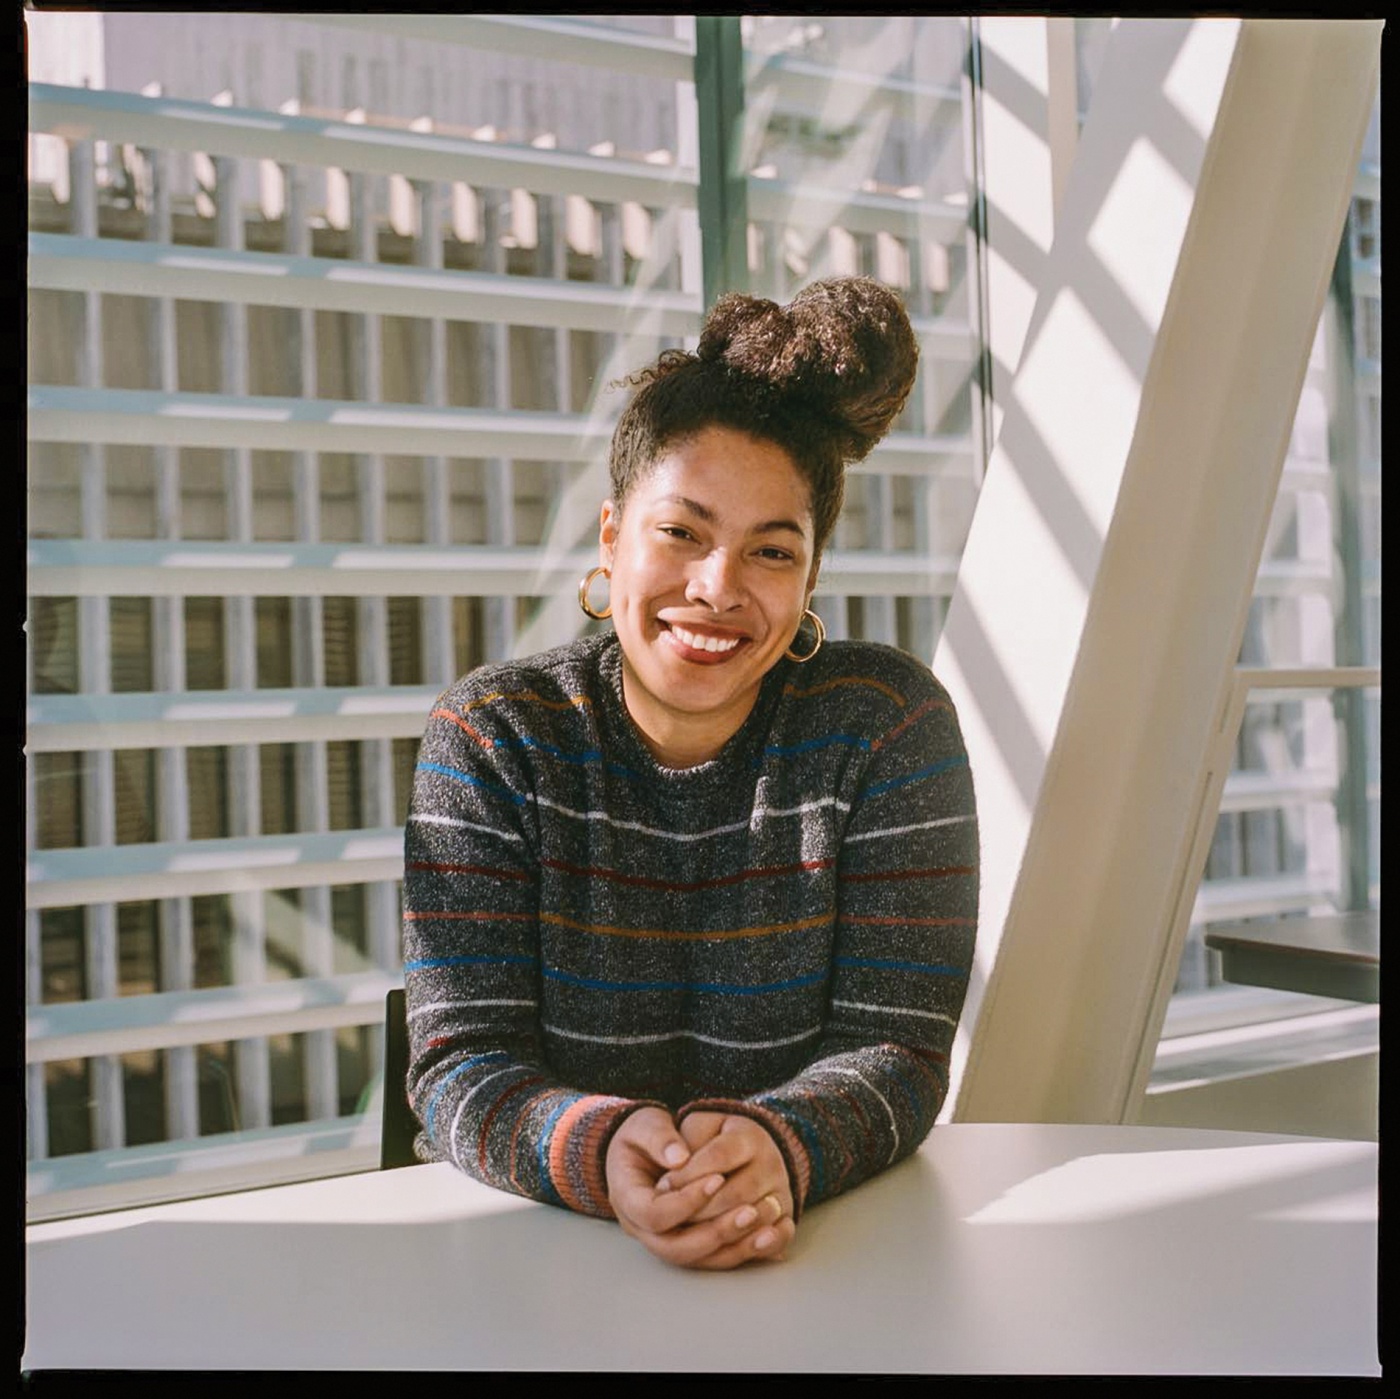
[937,18,1382,1124]
[26,971,398,1064]
[27,685,443,752]
[30,234,973,393]
[27,387,972,475]
[1192,873,1339,925]
[26,828,406,909]
[747,52,963,128]
[28,84,697,206]
[27,387,615,460]
[745,176,966,244]
[313,14,695,81]
[25,541,961,599]
[316,13,967,127]
[30,82,967,249]
[29,234,702,337]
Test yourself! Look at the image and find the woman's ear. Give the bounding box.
[599,500,619,569]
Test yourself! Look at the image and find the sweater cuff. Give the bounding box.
[677,1097,812,1220]
[550,1095,667,1220]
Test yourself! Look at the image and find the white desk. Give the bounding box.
[24,1124,1378,1375]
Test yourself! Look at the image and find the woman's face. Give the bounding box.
[600,425,817,768]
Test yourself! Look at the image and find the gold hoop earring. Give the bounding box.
[784,608,825,664]
[579,566,612,620]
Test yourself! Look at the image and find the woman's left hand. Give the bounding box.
[656,1111,796,1263]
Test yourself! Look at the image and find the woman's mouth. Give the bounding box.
[662,621,748,659]
[669,624,741,653]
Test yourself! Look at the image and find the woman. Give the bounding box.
[403,276,978,1270]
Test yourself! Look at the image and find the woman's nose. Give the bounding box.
[687,549,744,610]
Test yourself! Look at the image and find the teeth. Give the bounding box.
[671,625,740,653]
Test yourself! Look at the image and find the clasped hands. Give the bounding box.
[605,1107,796,1270]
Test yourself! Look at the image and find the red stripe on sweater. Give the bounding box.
[407,860,532,880]
[478,1075,545,1179]
[430,707,495,749]
[840,865,977,883]
[870,695,953,751]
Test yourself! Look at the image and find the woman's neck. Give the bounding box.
[618,658,760,769]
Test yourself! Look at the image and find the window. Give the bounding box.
[25,13,985,1215]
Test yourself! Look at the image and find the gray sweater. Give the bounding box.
[403,632,978,1218]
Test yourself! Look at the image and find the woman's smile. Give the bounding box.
[661,622,747,659]
[599,425,817,767]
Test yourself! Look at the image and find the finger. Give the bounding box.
[632,1197,777,1268]
[616,1171,723,1236]
[620,1107,691,1172]
[678,1112,726,1150]
[656,1124,762,1189]
[682,1165,789,1223]
[684,1217,797,1272]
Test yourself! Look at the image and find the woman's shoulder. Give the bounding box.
[431,634,614,732]
[793,639,954,713]
[777,640,967,772]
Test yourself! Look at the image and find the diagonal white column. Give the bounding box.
[938,18,1382,1124]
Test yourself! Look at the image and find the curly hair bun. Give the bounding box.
[696,276,918,462]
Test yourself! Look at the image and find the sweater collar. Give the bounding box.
[593,632,787,787]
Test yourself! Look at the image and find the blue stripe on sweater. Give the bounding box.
[535,1099,569,1208]
[425,1051,511,1139]
[861,753,968,799]
[886,1060,927,1124]
[416,761,526,805]
[541,966,828,996]
[405,953,537,972]
[502,736,648,783]
[761,733,870,760]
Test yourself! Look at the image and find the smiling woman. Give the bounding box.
[601,429,818,768]
[402,276,979,1270]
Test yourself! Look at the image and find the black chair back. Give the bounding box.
[380,987,420,1169]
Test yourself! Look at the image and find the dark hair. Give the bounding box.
[607,276,919,557]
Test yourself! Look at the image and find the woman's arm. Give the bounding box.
[669,666,979,1218]
[403,696,657,1217]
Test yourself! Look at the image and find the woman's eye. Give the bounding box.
[659,525,694,542]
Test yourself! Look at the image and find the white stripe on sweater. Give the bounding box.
[843,812,976,844]
[825,1065,901,1163]
[544,1022,822,1051]
[447,1064,524,1170]
[408,812,526,842]
[831,999,959,1027]
[530,793,851,843]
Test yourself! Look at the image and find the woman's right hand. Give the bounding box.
[605,1107,790,1269]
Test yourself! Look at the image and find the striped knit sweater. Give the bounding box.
[402,631,978,1220]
